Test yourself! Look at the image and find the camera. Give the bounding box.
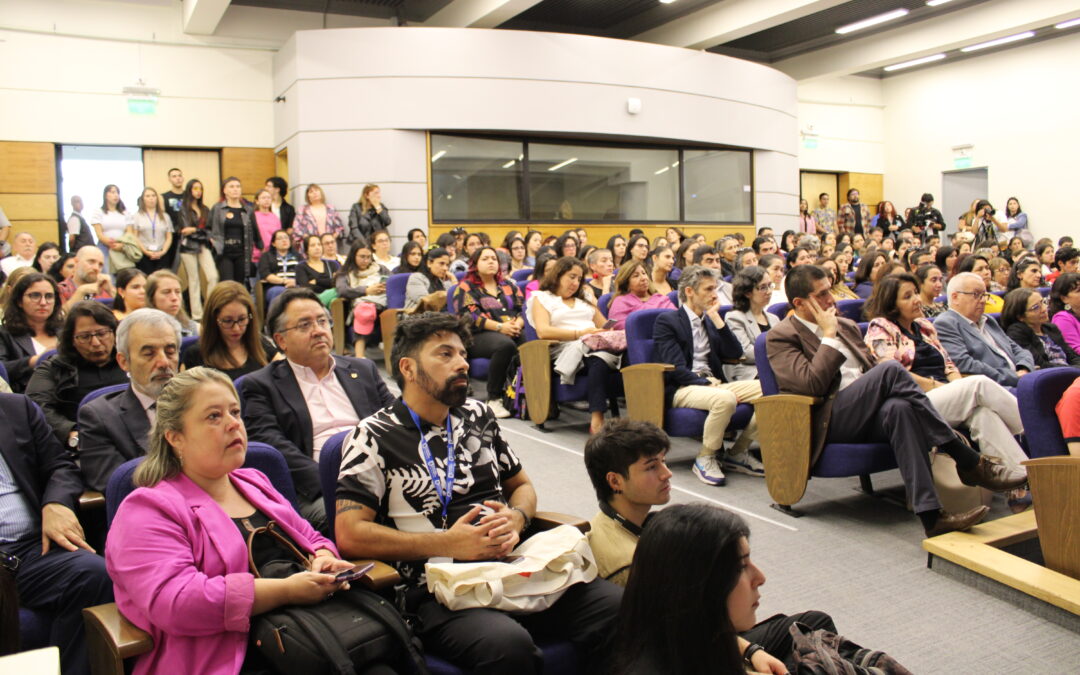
[983,205,995,217]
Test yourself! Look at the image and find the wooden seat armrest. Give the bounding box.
[380,310,402,371]
[518,340,557,425]
[348,559,401,591]
[533,511,590,534]
[330,298,346,355]
[518,339,555,363]
[79,490,105,510]
[83,603,153,675]
[752,393,822,409]
[752,394,819,507]
[621,363,673,428]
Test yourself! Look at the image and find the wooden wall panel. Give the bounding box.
[143,149,221,203]
[0,194,57,221]
[220,148,275,200]
[8,220,60,245]
[839,172,884,217]
[0,142,56,194]
[800,172,838,213]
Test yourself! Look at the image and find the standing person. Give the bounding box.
[1,232,36,276]
[797,198,817,234]
[147,269,199,337]
[348,183,391,245]
[177,179,218,321]
[971,200,1006,251]
[908,193,946,237]
[160,167,185,217]
[251,188,281,268]
[871,201,904,237]
[90,184,131,275]
[836,188,870,237]
[128,187,173,275]
[812,192,836,235]
[451,246,525,418]
[264,176,296,233]
[0,272,62,393]
[209,177,260,285]
[335,312,622,674]
[66,195,95,253]
[292,183,344,251]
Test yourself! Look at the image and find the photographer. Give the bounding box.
[972,200,1007,250]
[908,193,945,237]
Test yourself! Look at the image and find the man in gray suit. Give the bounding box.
[935,272,1034,388]
[78,309,180,491]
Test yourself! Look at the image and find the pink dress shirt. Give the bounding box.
[106,468,337,675]
[288,358,360,459]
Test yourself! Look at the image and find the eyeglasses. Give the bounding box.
[955,290,987,302]
[73,329,113,344]
[1026,299,1049,312]
[217,314,252,329]
[281,316,333,334]
[25,292,55,303]
[754,283,772,292]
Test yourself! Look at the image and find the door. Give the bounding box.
[800,171,838,216]
[941,168,988,233]
[142,149,221,204]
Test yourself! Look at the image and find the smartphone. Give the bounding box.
[333,562,376,583]
[602,320,617,329]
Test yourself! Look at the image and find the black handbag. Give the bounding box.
[240,519,429,675]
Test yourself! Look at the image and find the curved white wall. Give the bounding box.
[274,27,800,233]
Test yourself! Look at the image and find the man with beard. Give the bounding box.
[335,312,622,674]
[78,308,181,491]
[836,188,871,237]
[243,287,393,532]
[59,245,114,312]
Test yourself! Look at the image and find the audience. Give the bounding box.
[724,266,780,382]
[853,250,888,299]
[625,234,650,263]
[370,229,399,271]
[243,288,393,531]
[0,272,62,392]
[1049,272,1080,353]
[181,281,278,379]
[335,239,389,357]
[79,308,181,491]
[146,269,199,337]
[1047,246,1078,285]
[915,263,947,319]
[766,265,1024,537]
[451,246,525,419]
[26,301,127,446]
[935,272,1034,387]
[1001,288,1080,368]
[0,232,36,276]
[256,229,301,304]
[393,240,424,275]
[955,254,1005,313]
[295,234,341,294]
[335,312,621,673]
[606,259,676,330]
[654,265,763,486]
[59,246,114,312]
[1056,377,1080,456]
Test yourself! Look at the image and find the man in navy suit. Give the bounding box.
[0,394,113,675]
[654,265,763,486]
[243,288,394,531]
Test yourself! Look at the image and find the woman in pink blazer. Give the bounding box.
[106,367,353,675]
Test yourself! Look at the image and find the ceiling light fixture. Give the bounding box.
[502,160,516,168]
[654,167,670,175]
[547,158,578,172]
[431,150,446,162]
[883,53,946,71]
[926,0,953,6]
[836,8,909,35]
[658,0,677,4]
[1055,18,1080,29]
[960,31,1035,52]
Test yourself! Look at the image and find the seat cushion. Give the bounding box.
[812,443,897,478]
[470,358,491,381]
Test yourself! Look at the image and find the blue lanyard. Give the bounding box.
[148,213,158,242]
[405,404,455,530]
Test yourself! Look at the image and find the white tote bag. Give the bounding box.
[425,524,597,614]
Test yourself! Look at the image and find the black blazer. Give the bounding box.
[0,393,82,515]
[242,355,393,500]
[78,386,151,492]
[654,307,744,405]
[0,329,37,393]
[1006,321,1080,369]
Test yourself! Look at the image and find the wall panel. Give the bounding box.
[221,148,276,200]
[0,141,60,247]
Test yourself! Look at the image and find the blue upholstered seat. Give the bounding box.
[1016,368,1080,458]
[836,299,864,322]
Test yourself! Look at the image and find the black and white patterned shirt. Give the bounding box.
[337,398,522,584]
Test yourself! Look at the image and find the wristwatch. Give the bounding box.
[743,642,765,664]
[68,433,79,449]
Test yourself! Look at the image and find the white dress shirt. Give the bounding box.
[794,315,863,391]
[288,358,360,460]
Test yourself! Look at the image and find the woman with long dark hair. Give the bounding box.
[178,178,218,321]
[915,263,946,319]
[393,240,424,275]
[182,281,277,380]
[647,246,676,296]
[625,234,650,264]
[336,238,389,356]
[523,230,543,266]
[90,184,131,275]
[48,253,75,285]
[554,233,580,260]
[264,176,296,232]
[1049,273,1080,353]
[32,242,60,275]
[1001,288,1080,369]
[853,250,889,299]
[0,272,62,392]
[405,247,455,312]
[112,268,148,321]
[1006,257,1044,292]
[294,235,341,294]
[606,234,628,269]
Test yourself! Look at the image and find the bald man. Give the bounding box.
[0,232,36,276]
[66,196,95,252]
[59,246,113,312]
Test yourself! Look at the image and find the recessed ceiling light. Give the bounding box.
[431,150,446,162]
[502,160,516,169]
[926,0,953,6]
[960,31,1035,52]
[547,158,578,172]
[654,166,670,175]
[836,9,909,35]
[659,0,677,4]
[1055,18,1080,29]
[884,53,946,71]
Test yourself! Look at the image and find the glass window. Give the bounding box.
[431,136,524,220]
[682,149,753,223]
[527,143,679,221]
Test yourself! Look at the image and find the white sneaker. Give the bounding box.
[722,451,765,477]
[692,454,726,486]
[488,400,512,419]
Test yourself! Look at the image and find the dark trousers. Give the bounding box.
[3,534,113,675]
[826,360,956,514]
[135,254,169,275]
[217,253,247,284]
[414,577,622,675]
[584,356,620,414]
[469,330,523,399]
[742,610,836,672]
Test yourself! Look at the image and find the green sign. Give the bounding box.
[953,155,972,169]
[127,98,157,115]
[803,136,819,150]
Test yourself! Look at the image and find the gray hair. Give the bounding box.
[797,234,820,249]
[677,264,718,304]
[133,367,238,488]
[946,272,984,307]
[117,308,183,358]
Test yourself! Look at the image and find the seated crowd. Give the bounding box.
[1,184,1079,675]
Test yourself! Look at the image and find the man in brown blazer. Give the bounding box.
[766,265,1026,537]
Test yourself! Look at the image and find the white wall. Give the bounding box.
[0,0,390,147]
[276,27,801,236]
[797,76,885,174]
[882,32,1080,244]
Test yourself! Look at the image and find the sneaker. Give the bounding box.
[722,451,765,477]
[692,454,726,486]
[488,400,512,419]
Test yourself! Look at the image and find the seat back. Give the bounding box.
[836,299,865,322]
[179,336,199,361]
[667,290,679,306]
[1016,368,1080,458]
[624,309,672,366]
[754,333,780,396]
[96,297,115,309]
[446,285,458,314]
[37,349,56,364]
[386,273,411,309]
[0,361,8,384]
[767,302,790,320]
[319,430,351,531]
[597,293,612,318]
[511,268,533,284]
[78,383,128,411]
[523,302,539,342]
[234,374,247,410]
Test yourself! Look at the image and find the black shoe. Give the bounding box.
[924,506,990,537]
[956,456,1027,492]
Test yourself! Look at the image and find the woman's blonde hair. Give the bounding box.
[359,184,380,212]
[146,269,193,326]
[134,367,238,487]
[305,183,325,205]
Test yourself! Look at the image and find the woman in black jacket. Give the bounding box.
[0,272,62,392]
[347,183,391,244]
[25,301,127,446]
[294,234,341,294]
[1001,288,1080,369]
[264,176,296,232]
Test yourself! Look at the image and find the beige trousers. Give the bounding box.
[180,248,219,320]
[672,378,763,456]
